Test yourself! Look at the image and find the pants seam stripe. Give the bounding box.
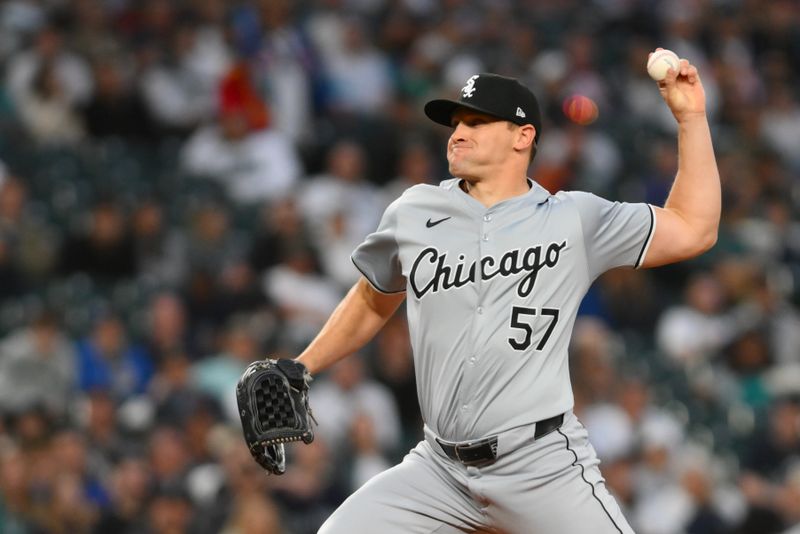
[556,428,623,534]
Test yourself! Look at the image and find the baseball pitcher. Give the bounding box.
[243,52,719,533]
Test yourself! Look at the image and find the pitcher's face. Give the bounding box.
[447,108,516,180]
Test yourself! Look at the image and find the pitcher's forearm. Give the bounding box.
[665,113,721,247]
[296,278,405,375]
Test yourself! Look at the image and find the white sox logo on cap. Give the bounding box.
[425,72,542,143]
[461,75,479,98]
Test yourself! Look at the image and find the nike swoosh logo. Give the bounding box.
[426,216,451,228]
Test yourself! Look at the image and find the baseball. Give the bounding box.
[647,49,680,81]
[562,95,599,125]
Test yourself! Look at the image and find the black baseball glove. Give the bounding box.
[236,358,316,475]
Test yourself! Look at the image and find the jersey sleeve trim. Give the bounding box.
[350,257,407,295]
[634,204,656,269]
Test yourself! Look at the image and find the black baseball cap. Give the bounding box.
[424,73,542,144]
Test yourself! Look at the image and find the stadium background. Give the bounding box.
[0,0,799,532]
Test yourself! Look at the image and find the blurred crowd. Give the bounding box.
[0,0,799,533]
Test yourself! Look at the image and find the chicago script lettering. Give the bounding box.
[409,241,567,299]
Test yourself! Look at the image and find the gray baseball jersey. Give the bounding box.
[352,178,654,442]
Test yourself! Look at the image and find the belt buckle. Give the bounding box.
[454,442,471,464]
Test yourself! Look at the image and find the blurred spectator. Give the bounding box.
[745,266,800,369]
[184,201,246,276]
[67,0,124,62]
[0,1,46,63]
[215,260,272,320]
[639,140,680,207]
[40,472,98,533]
[75,314,155,401]
[149,350,212,425]
[15,57,86,145]
[262,246,342,351]
[298,140,383,288]
[370,313,422,450]
[0,445,35,532]
[180,64,302,205]
[5,404,52,451]
[148,426,191,489]
[188,0,233,87]
[759,83,800,171]
[632,444,731,534]
[656,272,737,369]
[81,56,156,142]
[6,24,92,110]
[741,397,800,480]
[247,196,322,275]
[721,329,773,410]
[219,493,282,534]
[251,0,317,144]
[310,354,401,460]
[183,269,226,358]
[79,390,127,470]
[320,15,393,115]
[181,397,223,469]
[93,454,151,534]
[0,174,25,235]
[581,402,635,464]
[0,234,26,300]
[534,123,622,195]
[561,31,610,114]
[0,175,58,283]
[271,438,347,534]
[143,292,192,363]
[595,268,662,337]
[304,0,347,65]
[0,311,76,417]
[382,139,437,203]
[145,480,194,534]
[779,463,800,533]
[570,317,622,415]
[139,20,218,137]
[191,318,261,422]
[58,199,138,282]
[191,430,280,534]
[626,381,686,494]
[132,199,188,288]
[51,428,108,510]
[348,413,392,489]
[218,63,268,132]
[661,4,722,122]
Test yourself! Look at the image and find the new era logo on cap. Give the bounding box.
[424,73,542,144]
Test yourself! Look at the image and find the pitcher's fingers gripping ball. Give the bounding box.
[236,358,317,475]
[647,48,680,81]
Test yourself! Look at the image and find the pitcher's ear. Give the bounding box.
[514,124,535,152]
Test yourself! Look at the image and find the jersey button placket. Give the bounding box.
[481,211,492,242]
[462,212,491,419]
[473,212,491,372]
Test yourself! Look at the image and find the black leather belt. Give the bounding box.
[533,412,565,440]
[435,413,565,466]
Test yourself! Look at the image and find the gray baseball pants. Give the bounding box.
[318,411,634,534]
